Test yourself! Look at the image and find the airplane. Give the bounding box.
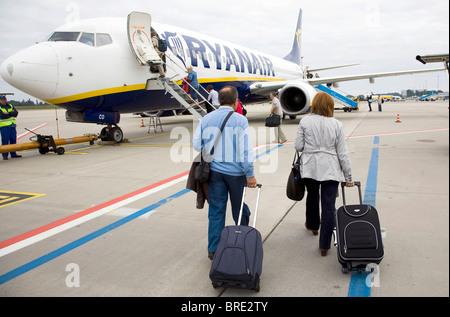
[0,9,445,143]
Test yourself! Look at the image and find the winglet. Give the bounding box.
[283,9,303,66]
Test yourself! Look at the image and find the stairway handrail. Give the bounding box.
[164,53,217,112]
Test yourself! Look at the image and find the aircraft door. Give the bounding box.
[127,12,162,66]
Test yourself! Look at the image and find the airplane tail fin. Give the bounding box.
[283,9,303,66]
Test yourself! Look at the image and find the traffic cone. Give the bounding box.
[395,114,401,123]
[140,119,145,127]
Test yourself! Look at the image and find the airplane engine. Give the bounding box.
[278,81,317,116]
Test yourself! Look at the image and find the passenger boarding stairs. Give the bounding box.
[145,53,215,120]
[128,11,213,120]
[160,77,208,119]
[419,91,437,101]
[315,84,358,111]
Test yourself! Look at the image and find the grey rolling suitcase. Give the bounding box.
[209,184,263,292]
[334,182,384,274]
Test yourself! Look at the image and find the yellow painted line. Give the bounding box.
[0,191,46,208]
[0,190,45,196]
[129,131,173,141]
[65,151,88,155]
[0,197,20,204]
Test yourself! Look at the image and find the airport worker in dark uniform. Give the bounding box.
[0,95,21,160]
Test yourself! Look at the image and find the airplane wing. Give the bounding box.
[307,67,446,85]
[249,67,445,95]
[306,63,360,73]
[249,80,290,95]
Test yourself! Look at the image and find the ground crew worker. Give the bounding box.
[0,95,21,160]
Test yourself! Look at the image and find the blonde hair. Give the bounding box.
[311,92,334,117]
[186,66,193,72]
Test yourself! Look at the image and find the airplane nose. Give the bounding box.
[0,43,58,100]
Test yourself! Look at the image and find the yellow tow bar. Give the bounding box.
[0,131,98,155]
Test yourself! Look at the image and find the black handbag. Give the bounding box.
[265,113,281,127]
[194,111,233,183]
[286,151,305,201]
[194,153,212,183]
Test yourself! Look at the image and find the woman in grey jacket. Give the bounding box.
[294,92,354,256]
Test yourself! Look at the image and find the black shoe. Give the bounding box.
[11,155,22,158]
[208,252,215,260]
[3,157,8,160]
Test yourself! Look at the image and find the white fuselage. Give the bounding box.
[1,17,304,114]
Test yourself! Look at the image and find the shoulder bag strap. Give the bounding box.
[210,111,233,155]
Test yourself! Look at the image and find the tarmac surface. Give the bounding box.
[0,100,448,300]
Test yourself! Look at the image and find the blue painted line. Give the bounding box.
[255,144,283,159]
[0,188,191,285]
[373,136,380,145]
[347,137,380,297]
[348,271,371,297]
[364,147,379,208]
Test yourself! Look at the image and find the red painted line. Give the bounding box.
[0,170,189,250]
[17,123,48,140]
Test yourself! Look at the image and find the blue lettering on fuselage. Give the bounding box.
[182,35,210,69]
[162,32,186,68]
[223,46,240,72]
[235,49,253,74]
[203,40,222,70]
[162,31,276,77]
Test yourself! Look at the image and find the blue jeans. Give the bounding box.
[1,126,18,158]
[207,170,250,252]
[303,178,339,250]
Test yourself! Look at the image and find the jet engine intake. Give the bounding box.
[278,81,317,115]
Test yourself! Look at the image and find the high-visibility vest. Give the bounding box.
[0,104,17,128]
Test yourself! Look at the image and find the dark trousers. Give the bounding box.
[1,126,18,158]
[303,178,339,250]
[207,170,250,252]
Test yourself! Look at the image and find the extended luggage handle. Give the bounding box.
[238,184,262,228]
[340,181,362,205]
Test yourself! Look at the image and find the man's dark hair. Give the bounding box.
[219,86,238,106]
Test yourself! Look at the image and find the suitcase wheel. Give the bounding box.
[341,265,349,274]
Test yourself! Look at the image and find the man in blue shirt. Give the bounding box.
[193,86,257,260]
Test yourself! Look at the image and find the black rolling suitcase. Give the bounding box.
[334,182,384,274]
[210,184,263,292]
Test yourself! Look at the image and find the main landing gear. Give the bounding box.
[100,125,124,143]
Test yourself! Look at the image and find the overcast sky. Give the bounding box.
[0,0,448,101]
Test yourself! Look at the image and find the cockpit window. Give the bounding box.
[48,32,80,41]
[46,31,112,47]
[79,33,95,46]
[96,33,113,46]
